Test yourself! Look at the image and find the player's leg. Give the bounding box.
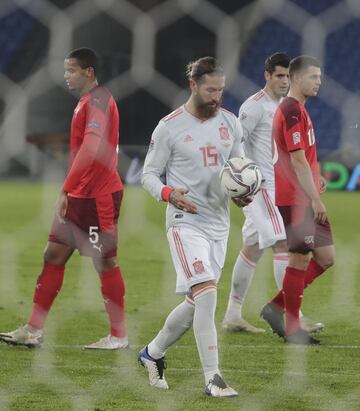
[223,196,267,332]
[286,219,334,335]
[259,239,288,337]
[0,241,73,347]
[138,296,195,389]
[191,279,237,397]
[83,256,128,350]
[282,251,312,337]
[65,192,127,349]
[306,216,335,285]
[271,240,324,333]
[28,241,73,329]
[139,226,236,395]
[262,205,320,344]
[223,243,265,332]
[138,226,202,390]
[281,205,322,344]
[272,239,289,289]
[309,244,335,282]
[225,189,285,333]
[196,236,237,397]
[298,244,333,333]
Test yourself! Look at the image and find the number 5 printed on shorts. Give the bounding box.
[89,226,103,253]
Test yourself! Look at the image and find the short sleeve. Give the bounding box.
[238,99,263,142]
[230,117,245,158]
[281,103,306,152]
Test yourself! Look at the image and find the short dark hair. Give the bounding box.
[186,56,224,83]
[265,52,290,74]
[289,55,321,78]
[66,47,99,76]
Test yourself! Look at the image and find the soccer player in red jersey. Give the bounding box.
[260,55,335,345]
[0,48,127,349]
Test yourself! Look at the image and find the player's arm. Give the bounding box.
[238,99,263,142]
[63,103,106,194]
[57,132,101,220]
[55,189,68,222]
[63,133,102,192]
[141,122,197,213]
[290,150,327,224]
[318,162,327,194]
[58,130,102,218]
[230,116,253,208]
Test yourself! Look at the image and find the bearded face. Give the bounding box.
[192,74,225,119]
[193,91,222,118]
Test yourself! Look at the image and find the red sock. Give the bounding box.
[28,262,65,329]
[283,267,306,336]
[100,266,126,338]
[271,290,285,310]
[271,259,325,310]
[304,259,325,287]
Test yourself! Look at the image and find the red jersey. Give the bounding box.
[272,97,320,206]
[63,86,123,198]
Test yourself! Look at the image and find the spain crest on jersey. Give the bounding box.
[193,260,205,274]
[219,127,230,141]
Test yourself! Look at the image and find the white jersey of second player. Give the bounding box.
[142,105,244,240]
[239,89,278,190]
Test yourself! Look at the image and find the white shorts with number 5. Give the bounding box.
[167,226,228,295]
[242,188,286,250]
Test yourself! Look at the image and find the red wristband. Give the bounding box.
[161,186,174,202]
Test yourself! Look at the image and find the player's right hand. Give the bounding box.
[311,198,327,224]
[56,190,68,223]
[169,188,198,214]
[232,194,253,208]
[319,175,327,194]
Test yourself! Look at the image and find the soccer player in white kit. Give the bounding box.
[223,52,324,334]
[139,57,249,397]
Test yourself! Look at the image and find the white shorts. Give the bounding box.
[242,188,286,250]
[167,226,227,295]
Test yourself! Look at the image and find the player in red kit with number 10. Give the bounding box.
[261,55,335,345]
[0,48,128,350]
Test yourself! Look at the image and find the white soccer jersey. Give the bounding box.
[239,89,278,189]
[142,105,244,240]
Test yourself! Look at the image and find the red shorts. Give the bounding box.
[49,191,122,258]
[278,205,333,253]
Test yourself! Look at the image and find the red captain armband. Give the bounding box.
[161,186,174,202]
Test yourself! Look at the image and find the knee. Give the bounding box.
[272,240,288,254]
[94,257,117,274]
[289,252,311,271]
[314,248,336,271]
[43,247,61,265]
[43,242,72,265]
[317,257,335,271]
[242,244,263,263]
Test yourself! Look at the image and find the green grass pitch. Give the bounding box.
[0,183,360,410]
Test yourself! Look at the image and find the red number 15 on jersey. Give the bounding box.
[199,146,218,167]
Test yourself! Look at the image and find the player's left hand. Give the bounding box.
[319,175,327,194]
[56,190,68,223]
[232,194,253,208]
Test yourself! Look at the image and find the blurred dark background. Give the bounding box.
[0,0,359,179]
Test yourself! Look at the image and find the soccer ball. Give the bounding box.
[220,157,262,198]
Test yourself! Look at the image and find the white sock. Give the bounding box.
[224,252,256,322]
[273,253,288,290]
[148,297,194,359]
[193,285,220,384]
